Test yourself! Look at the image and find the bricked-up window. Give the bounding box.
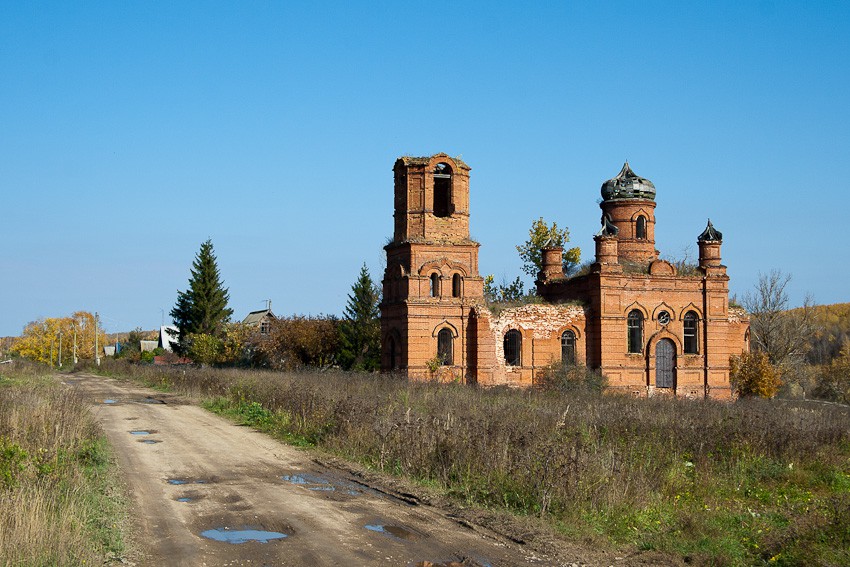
[437,328,453,366]
[433,162,452,217]
[504,330,522,366]
[627,310,644,353]
[683,311,699,354]
[561,330,576,365]
[636,215,647,240]
[429,273,439,297]
[452,274,462,298]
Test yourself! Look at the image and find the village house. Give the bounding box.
[380,153,749,398]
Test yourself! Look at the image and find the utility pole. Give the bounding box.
[58,332,62,368]
[73,324,78,364]
[50,337,54,367]
[95,312,100,366]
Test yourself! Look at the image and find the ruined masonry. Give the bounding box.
[380,153,750,398]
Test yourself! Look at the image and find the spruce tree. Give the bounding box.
[170,239,233,352]
[338,263,381,371]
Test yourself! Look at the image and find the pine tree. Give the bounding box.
[170,240,233,352]
[338,263,381,371]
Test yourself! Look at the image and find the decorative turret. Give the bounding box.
[599,163,657,263]
[594,217,620,267]
[539,246,565,281]
[697,219,723,269]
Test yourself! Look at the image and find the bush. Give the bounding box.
[731,351,782,398]
[538,361,607,393]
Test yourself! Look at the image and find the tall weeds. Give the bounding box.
[97,360,850,565]
[0,361,125,566]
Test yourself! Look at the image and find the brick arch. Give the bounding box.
[651,302,677,322]
[678,303,703,320]
[431,321,459,338]
[624,301,649,318]
[646,328,683,354]
[630,208,653,222]
[417,259,470,278]
[556,324,582,340]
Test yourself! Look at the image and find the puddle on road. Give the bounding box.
[103,399,117,404]
[177,497,192,502]
[167,479,209,485]
[135,397,166,405]
[200,526,288,544]
[365,523,419,541]
[281,473,373,496]
[139,439,162,444]
[129,430,154,435]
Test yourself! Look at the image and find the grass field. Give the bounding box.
[95,360,849,566]
[0,361,126,566]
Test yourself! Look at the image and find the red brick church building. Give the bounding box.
[380,153,749,398]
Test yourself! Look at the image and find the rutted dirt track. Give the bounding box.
[68,373,571,567]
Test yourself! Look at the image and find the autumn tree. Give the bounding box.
[516,217,581,278]
[251,316,340,370]
[730,351,782,398]
[812,341,850,404]
[170,239,233,354]
[338,264,381,371]
[11,311,106,365]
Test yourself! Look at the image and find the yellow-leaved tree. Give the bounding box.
[516,217,581,278]
[730,351,782,398]
[11,311,108,365]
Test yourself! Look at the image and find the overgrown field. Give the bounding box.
[97,361,849,566]
[0,362,126,566]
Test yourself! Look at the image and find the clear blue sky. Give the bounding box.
[2,1,848,336]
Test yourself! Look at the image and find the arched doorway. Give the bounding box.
[656,338,676,389]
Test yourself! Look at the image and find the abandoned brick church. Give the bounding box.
[380,153,749,398]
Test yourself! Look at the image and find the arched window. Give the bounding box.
[433,162,452,218]
[561,330,576,365]
[683,311,699,354]
[627,310,644,354]
[452,274,462,298]
[388,337,397,370]
[437,328,453,365]
[636,215,647,240]
[504,330,522,366]
[429,273,439,297]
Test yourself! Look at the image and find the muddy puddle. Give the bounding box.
[365,523,424,541]
[135,397,166,405]
[103,399,118,404]
[139,439,162,444]
[281,472,377,497]
[167,478,209,485]
[129,430,157,435]
[200,526,288,544]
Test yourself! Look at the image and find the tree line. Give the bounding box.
[165,240,380,371]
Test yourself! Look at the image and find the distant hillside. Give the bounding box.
[790,302,850,363]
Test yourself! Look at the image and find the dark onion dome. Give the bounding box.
[697,219,723,242]
[601,162,656,201]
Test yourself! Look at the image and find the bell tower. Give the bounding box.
[381,153,484,380]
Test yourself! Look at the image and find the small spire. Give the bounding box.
[698,219,722,242]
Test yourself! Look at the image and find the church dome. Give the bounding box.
[601,162,656,201]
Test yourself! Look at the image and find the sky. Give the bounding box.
[1,1,848,337]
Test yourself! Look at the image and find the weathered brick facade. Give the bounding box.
[381,155,749,399]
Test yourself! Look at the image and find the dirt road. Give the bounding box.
[68,373,569,567]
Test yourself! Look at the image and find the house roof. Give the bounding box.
[242,309,275,326]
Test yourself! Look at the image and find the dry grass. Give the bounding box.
[96,360,850,566]
[0,361,125,566]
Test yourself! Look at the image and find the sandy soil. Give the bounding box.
[67,373,677,567]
